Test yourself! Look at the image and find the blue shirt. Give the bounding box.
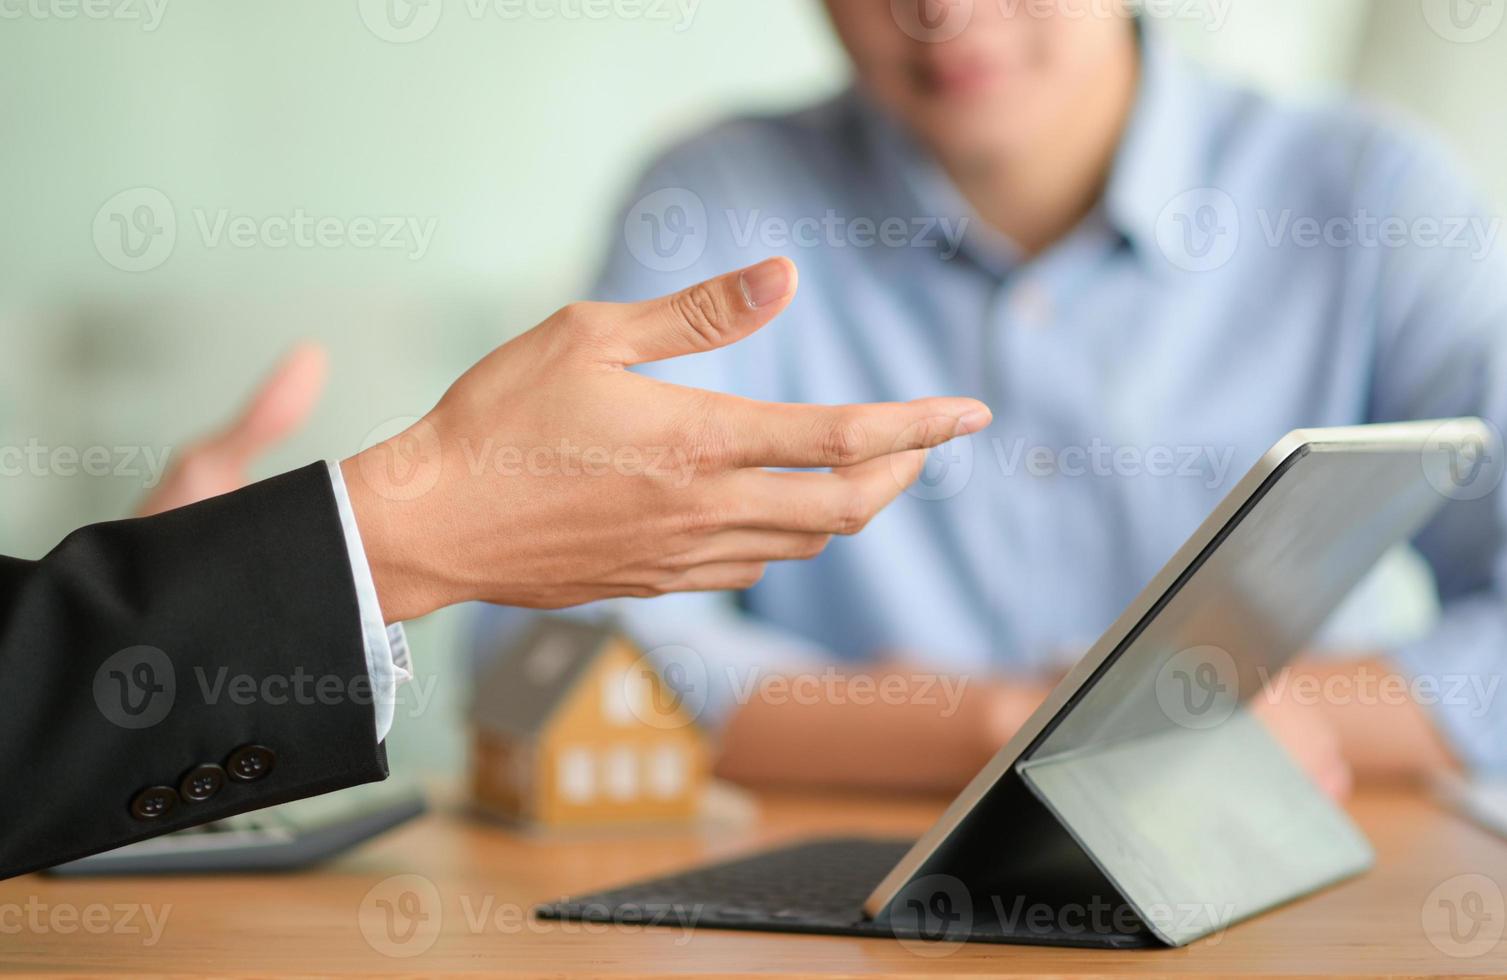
[480,34,1507,770]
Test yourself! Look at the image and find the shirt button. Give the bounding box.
[226,744,277,782]
[179,764,227,802]
[130,786,179,821]
[1009,281,1054,327]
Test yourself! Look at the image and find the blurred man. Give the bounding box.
[480,2,1507,795]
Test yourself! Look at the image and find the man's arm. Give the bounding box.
[1289,129,1507,782]
[715,670,1050,794]
[1,259,988,878]
[1259,659,1460,786]
[0,463,388,880]
[1358,135,1507,777]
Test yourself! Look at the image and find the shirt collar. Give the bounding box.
[850,26,1208,273]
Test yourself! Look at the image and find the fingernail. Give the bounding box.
[955,408,992,435]
[739,259,794,309]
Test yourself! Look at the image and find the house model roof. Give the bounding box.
[470,616,630,740]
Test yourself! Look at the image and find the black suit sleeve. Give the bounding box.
[0,462,388,879]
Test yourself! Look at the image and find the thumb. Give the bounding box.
[212,342,328,462]
[610,257,797,366]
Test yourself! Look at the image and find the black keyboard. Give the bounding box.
[535,837,1153,948]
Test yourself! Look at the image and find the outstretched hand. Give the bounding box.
[344,258,993,621]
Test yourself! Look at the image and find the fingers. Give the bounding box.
[214,343,328,461]
[645,460,919,599]
[727,450,931,535]
[604,257,798,366]
[694,529,833,564]
[712,395,991,469]
[1253,691,1353,802]
[663,561,769,594]
[1315,754,1354,802]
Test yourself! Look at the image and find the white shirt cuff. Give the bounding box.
[325,460,410,743]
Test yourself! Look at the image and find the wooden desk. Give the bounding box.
[1,788,1503,977]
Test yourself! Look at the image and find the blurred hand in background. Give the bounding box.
[1253,685,1354,802]
[135,343,327,517]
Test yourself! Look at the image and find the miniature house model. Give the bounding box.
[470,618,709,828]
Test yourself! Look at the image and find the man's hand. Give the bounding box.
[1257,657,1460,793]
[136,344,327,517]
[343,258,992,621]
[1253,671,1354,801]
[716,670,1050,794]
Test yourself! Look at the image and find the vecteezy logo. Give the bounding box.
[359,874,444,957]
[627,645,709,729]
[1421,0,1507,43]
[93,646,176,729]
[356,416,444,502]
[1155,645,1240,730]
[649,663,686,714]
[1155,187,1240,273]
[93,187,177,273]
[358,0,443,43]
[1423,419,1505,502]
[891,0,975,43]
[624,188,709,273]
[1422,873,1505,958]
[910,892,961,940]
[890,874,972,957]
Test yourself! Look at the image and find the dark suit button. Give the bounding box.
[179,764,226,802]
[130,786,179,821]
[226,744,276,782]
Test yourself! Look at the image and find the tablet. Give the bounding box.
[539,418,1496,948]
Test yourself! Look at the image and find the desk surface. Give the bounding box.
[2,787,1503,977]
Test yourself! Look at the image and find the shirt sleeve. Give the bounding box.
[325,460,410,742]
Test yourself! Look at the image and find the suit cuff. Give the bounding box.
[325,460,410,743]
